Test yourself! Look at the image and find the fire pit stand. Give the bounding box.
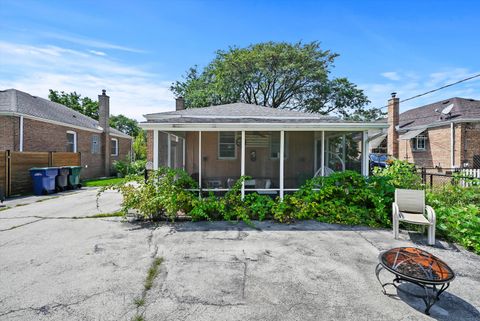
[375,247,455,315]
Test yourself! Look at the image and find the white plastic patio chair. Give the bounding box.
[392,189,436,245]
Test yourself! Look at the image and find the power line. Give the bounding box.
[378,73,480,110]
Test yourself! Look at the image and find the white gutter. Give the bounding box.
[19,115,24,151]
[139,122,387,131]
[451,123,455,168]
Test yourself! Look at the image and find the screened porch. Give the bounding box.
[153,130,369,198]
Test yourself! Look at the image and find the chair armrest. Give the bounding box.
[392,202,400,218]
[426,205,436,225]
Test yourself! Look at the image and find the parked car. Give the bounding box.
[369,153,389,171]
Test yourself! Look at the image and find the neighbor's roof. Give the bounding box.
[0,89,131,138]
[398,97,480,131]
[141,103,386,130]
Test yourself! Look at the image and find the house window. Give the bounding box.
[111,138,118,156]
[413,133,427,151]
[66,131,77,152]
[91,135,100,154]
[270,133,288,159]
[218,132,236,159]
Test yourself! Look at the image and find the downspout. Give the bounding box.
[451,122,455,168]
[19,115,24,152]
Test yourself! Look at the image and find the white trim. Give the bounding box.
[198,131,202,194]
[19,115,24,152]
[153,130,159,170]
[279,130,285,199]
[182,137,186,169]
[139,122,387,131]
[362,131,369,176]
[111,137,119,156]
[241,130,245,199]
[146,114,339,120]
[66,130,77,153]
[110,132,132,139]
[451,123,455,168]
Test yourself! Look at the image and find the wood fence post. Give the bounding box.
[48,151,53,167]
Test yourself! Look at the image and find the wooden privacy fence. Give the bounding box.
[0,151,81,197]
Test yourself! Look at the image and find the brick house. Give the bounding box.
[370,94,480,169]
[0,89,132,178]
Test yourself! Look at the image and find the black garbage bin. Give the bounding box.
[56,167,70,191]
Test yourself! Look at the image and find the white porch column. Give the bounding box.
[19,115,24,152]
[321,131,325,176]
[241,130,245,199]
[153,130,159,170]
[198,131,202,194]
[167,133,171,168]
[362,131,369,176]
[182,137,186,170]
[279,130,285,199]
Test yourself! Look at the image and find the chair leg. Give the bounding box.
[393,217,399,240]
[428,225,435,245]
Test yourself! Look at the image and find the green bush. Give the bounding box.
[114,159,147,177]
[373,160,422,189]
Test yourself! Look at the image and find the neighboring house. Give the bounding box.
[0,89,132,179]
[370,94,480,169]
[141,98,386,198]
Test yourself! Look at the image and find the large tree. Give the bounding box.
[171,41,383,120]
[48,90,142,138]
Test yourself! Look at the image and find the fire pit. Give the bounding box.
[375,247,455,315]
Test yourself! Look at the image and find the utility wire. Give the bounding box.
[378,73,480,110]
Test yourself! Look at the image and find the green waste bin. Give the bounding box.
[64,166,82,189]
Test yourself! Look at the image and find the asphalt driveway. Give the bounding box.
[0,189,479,320]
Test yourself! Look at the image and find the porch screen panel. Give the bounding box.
[284,131,315,189]
[324,131,363,175]
[157,132,169,168]
[244,131,280,193]
[184,131,199,184]
[201,131,241,190]
[169,133,185,169]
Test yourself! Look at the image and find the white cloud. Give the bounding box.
[361,69,480,112]
[0,41,174,121]
[88,50,107,56]
[381,72,400,81]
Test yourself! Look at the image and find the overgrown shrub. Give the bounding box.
[373,160,422,189]
[114,159,147,177]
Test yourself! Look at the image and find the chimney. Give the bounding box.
[176,96,185,111]
[98,89,111,176]
[387,92,400,158]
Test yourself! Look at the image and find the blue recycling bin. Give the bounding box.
[29,167,59,195]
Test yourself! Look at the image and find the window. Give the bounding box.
[218,132,236,159]
[91,135,101,154]
[413,133,427,151]
[111,138,118,156]
[66,131,77,152]
[270,132,288,159]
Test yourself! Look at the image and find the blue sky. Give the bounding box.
[1,0,479,120]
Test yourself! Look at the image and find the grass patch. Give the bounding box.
[35,196,59,203]
[15,203,28,207]
[0,206,10,212]
[86,211,124,218]
[131,315,145,321]
[144,257,163,291]
[133,297,145,307]
[82,177,125,187]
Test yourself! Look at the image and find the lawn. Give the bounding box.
[82,177,125,187]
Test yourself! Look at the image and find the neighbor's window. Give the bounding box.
[413,133,427,151]
[218,132,236,159]
[111,138,118,156]
[66,131,77,152]
[91,135,100,154]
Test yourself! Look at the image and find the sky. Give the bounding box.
[1,0,480,120]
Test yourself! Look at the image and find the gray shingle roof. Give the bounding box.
[0,89,131,138]
[398,97,480,131]
[144,102,344,124]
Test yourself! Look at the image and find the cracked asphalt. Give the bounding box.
[0,189,479,321]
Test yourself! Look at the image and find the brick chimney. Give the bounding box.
[176,97,185,111]
[98,89,111,176]
[387,92,400,158]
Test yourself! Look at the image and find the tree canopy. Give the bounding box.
[171,41,383,120]
[48,90,141,137]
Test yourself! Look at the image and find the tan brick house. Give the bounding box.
[0,89,132,178]
[370,94,480,169]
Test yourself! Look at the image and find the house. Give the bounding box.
[140,98,386,198]
[370,94,480,169]
[0,89,132,178]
